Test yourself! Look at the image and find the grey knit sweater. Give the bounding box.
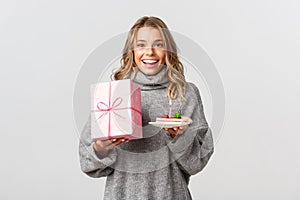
[79,66,214,200]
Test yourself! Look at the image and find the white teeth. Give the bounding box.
[142,60,158,64]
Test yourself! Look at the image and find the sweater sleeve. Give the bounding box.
[78,116,117,178]
[167,83,214,176]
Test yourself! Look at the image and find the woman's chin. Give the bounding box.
[138,64,164,75]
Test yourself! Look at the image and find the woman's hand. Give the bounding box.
[93,138,128,158]
[163,116,192,138]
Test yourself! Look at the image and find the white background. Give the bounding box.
[1,0,299,199]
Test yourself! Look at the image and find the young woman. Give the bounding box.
[79,16,214,200]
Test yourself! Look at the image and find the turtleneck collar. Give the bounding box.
[129,65,169,91]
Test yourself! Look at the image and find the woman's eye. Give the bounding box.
[136,43,145,47]
[154,43,164,48]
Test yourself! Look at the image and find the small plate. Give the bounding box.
[148,121,191,128]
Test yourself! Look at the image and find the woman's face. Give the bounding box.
[133,27,166,75]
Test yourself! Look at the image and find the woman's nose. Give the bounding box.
[145,47,154,55]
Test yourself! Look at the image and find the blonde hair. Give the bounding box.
[112,16,186,100]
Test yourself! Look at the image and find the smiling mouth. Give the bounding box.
[142,59,158,65]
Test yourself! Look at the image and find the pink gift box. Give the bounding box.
[91,79,142,141]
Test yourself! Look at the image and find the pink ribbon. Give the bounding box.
[91,82,141,138]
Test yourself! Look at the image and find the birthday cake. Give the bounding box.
[156,113,183,122]
[148,112,192,128]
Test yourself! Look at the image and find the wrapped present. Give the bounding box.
[91,79,142,140]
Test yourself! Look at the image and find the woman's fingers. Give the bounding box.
[181,116,193,123]
[95,138,128,150]
[95,139,114,148]
[93,138,128,158]
[105,138,128,150]
[112,138,128,146]
[98,139,112,146]
[164,125,188,137]
[164,128,177,137]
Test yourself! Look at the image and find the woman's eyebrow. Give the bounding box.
[136,39,164,42]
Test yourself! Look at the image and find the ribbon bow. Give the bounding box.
[94,97,126,120]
